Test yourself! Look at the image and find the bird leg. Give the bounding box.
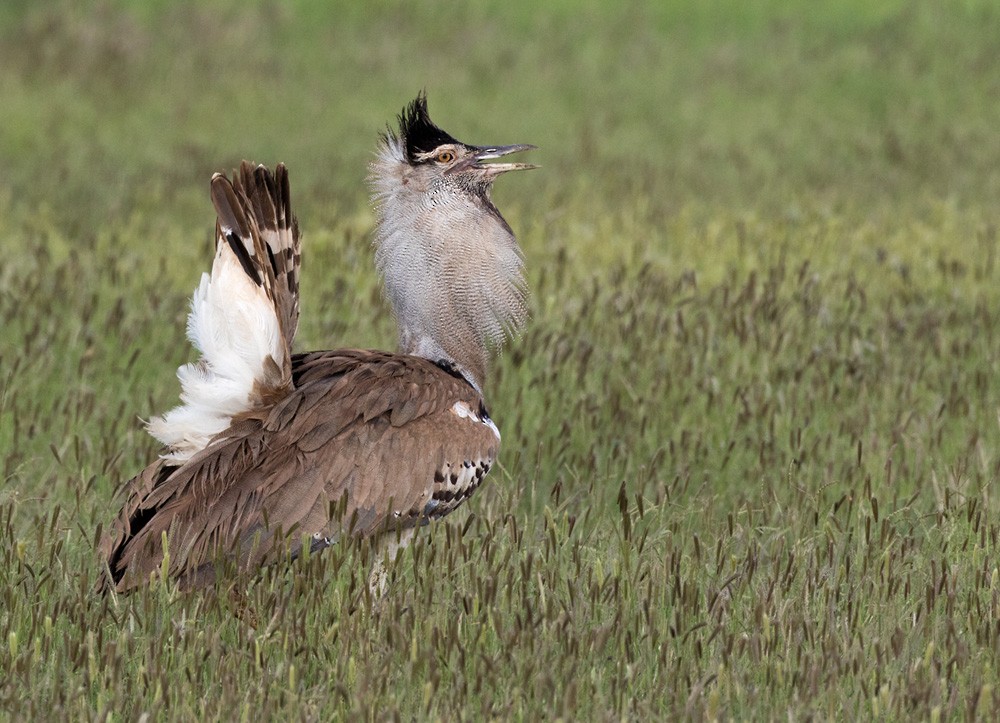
[367,527,416,601]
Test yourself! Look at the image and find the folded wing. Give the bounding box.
[106,351,500,592]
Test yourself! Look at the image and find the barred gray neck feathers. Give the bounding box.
[369,137,527,392]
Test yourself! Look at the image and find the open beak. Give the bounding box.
[451,144,538,176]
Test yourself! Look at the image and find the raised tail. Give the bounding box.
[147,162,301,463]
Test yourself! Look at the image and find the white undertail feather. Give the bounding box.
[147,163,299,464]
[147,239,286,462]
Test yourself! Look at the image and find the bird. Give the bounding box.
[100,93,536,592]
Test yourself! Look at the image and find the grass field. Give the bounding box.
[2,0,1000,718]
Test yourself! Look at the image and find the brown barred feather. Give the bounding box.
[101,350,497,591]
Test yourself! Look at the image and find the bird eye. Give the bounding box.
[436,150,455,164]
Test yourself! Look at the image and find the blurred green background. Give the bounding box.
[3,0,999,293]
[4,1,1000,219]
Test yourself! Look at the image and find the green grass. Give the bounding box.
[2,0,1000,718]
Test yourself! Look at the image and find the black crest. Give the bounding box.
[397,93,461,163]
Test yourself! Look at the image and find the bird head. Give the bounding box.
[398,94,537,184]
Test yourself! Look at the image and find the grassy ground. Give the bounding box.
[2,0,1000,719]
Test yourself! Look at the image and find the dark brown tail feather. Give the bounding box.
[213,162,301,354]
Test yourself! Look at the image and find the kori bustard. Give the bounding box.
[101,94,536,591]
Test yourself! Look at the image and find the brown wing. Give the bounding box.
[102,350,500,592]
